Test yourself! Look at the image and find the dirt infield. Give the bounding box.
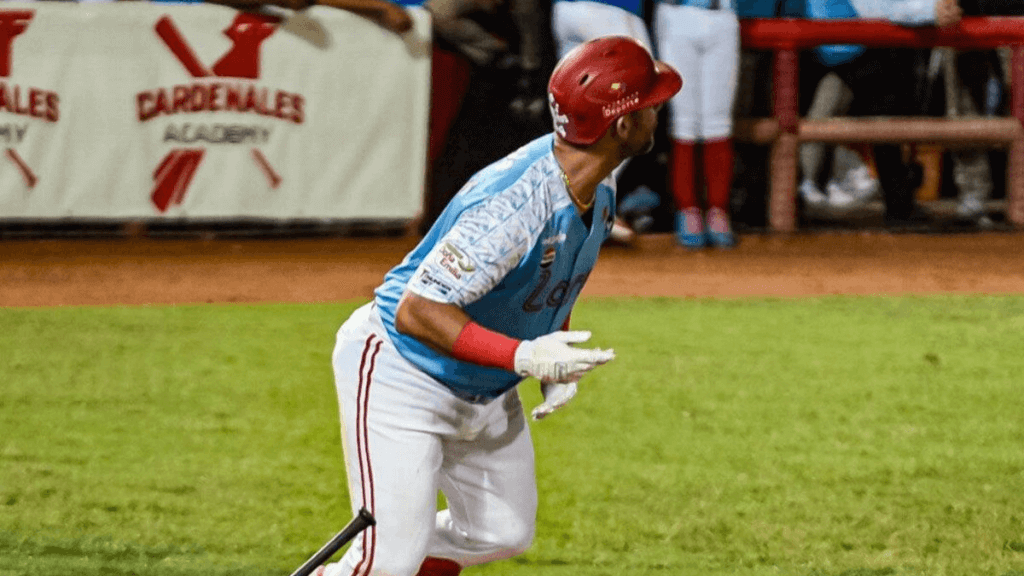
[2,232,1023,307]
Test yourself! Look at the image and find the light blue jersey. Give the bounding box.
[374,134,616,401]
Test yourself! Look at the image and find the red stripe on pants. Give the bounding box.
[351,335,381,576]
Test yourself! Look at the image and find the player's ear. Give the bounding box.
[612,114,633,140]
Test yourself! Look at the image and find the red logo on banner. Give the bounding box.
[138,15,304,123]
[156,13,279,80]
[0,11,32,77]
[2,9,56,189]
[143,14,301,212]
[151,148,205,212]
[6,147,36,188]
[0,9,59,122]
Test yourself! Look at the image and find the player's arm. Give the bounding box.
[395,292,611,383]
[393,293,581,420]
[204,0,413,34]
[394,292,475,356]
[395,182,613,381]
[315,0,414,33]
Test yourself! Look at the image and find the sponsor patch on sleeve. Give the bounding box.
[436,242,477,281]
[415,269,456,298]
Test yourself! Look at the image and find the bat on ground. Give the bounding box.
[289,508,376,576]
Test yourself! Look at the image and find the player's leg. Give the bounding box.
[655,3,704,248]
[551,1,592,59]
[322,304,449,576]
[699,10,740,248]
[552,1,652,60]
[422,390,538,570]
[799,72,846,207]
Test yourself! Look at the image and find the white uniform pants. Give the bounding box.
[654,4,739,141]
[327,303,537,576]
[552,1,652,60]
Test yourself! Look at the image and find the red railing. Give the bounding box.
[736,17,1024,232]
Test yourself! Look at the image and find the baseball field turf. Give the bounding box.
[1,296,1022,576]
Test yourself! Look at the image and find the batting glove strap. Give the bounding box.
[513,330,615,384]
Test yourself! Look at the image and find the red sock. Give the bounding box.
[415,557,462,576]
[702,137,734,211]
[671,140,697,211]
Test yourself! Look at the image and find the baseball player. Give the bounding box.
[654,0,740,248]
[315,36,681,576]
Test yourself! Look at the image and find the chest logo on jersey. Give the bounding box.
[540,234,565,269]
[523,270,590,313]
[540,246,556,269]
[438,242,476,280]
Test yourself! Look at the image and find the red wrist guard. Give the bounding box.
[451,321,520,371]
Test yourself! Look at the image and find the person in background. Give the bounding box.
[791,0,963,227]
[421,0,559,233]
[940,45,1001,228]
[552,0,651,57]
[145,0,414,34]
[937,0,1017,228]
[655,0,741,248]
[797,72,882,212]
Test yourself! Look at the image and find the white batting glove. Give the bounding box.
[513,330,615,384]
[531,381,578,421]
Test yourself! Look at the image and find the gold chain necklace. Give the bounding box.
[561,169,594,212]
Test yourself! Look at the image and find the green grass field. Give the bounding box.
[2,296,1023,576]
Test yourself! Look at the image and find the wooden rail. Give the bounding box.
[737,17,1024,232]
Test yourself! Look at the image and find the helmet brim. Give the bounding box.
[637,61,684,111]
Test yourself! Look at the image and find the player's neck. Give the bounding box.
[553,141,618,213]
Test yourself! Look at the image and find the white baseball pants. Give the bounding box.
[326,303,537,576]
[552,0,653,59]
[654,4,740,141]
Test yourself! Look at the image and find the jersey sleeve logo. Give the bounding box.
[415,269,455,297]
[438,242,476,280]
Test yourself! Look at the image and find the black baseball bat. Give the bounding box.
[289,508,376,576]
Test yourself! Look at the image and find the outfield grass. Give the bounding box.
[1,296,1022,576]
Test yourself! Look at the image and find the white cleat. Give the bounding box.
[845,165,881,202]
[799,179,827,207]
[825,180,862,209]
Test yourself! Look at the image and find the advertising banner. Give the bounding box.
[0,2,431,222]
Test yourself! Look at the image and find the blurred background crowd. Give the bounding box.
[19,0,1024,246]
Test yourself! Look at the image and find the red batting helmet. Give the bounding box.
[547,36,683,146]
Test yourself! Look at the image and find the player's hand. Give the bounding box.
[514,330,614,384]
[934,0,962,28]
[377,4,414,33]
[531,380,578,420]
